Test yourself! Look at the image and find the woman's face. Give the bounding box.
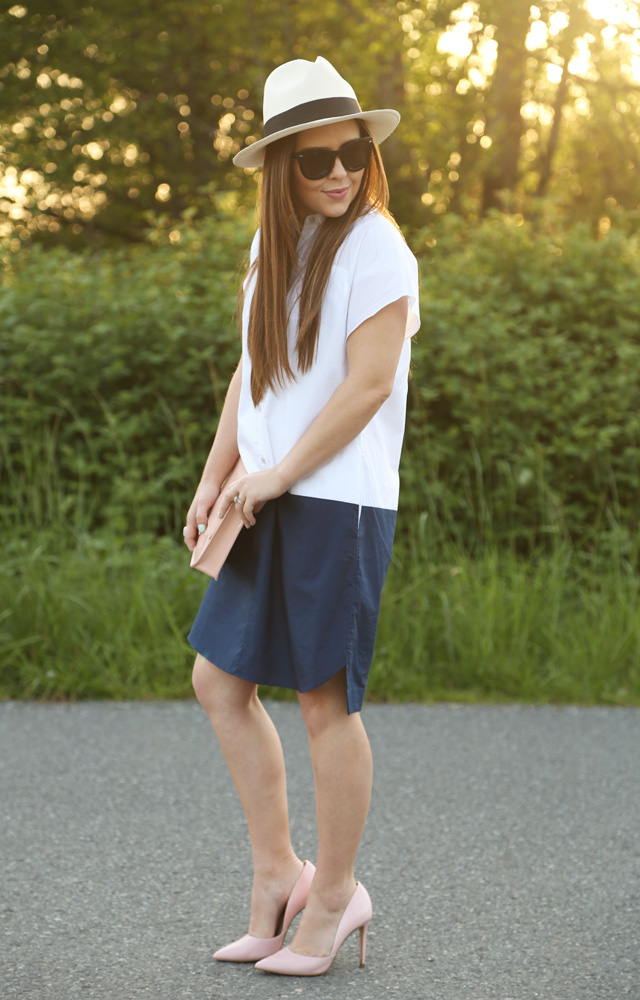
[291,120,365,220]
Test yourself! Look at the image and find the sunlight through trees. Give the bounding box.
[1,0,639,246]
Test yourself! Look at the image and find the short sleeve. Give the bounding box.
[346,215,420,340]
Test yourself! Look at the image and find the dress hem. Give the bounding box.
[187,637,365,714]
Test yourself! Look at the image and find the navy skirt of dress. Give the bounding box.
[188,492,396,714]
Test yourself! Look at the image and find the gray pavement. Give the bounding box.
[1,701,638,1000]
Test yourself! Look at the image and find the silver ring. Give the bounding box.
[234,496,243,504]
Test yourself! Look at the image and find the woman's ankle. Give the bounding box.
[252,851,304,884]
[248,856,306,938]
[306,874,357,912]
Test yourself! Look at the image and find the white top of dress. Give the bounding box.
[237,208,420,511]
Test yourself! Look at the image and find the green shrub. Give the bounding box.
[405,214,640,551]
[2,209,640,550]
[1,209,253,535]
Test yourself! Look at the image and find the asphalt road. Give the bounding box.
[1,701,638,1000]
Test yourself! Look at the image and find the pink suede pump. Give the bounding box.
[254,881,372,976]
[212,860,316,962]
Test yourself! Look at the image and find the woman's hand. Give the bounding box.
[217,466,289,529]
[183,479,221,552]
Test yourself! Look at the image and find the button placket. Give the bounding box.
[257,398,272,468]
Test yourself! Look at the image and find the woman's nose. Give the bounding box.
[327,154,348,179]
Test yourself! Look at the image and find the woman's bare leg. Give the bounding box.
[192,654,303,937]
[291,668,373,956]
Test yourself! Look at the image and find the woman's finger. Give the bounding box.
[218,473,268,529]
[216,489,235,522]
[225,484,254,529]
[183,506,198,550]
[185,512,205,551]
[183,523,194,550]
[233,493,252,529]
[241,499,256,527]
[195,498,210,534]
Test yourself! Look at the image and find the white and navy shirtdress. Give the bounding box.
[188,207,420,713]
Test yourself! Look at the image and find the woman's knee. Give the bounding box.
[298,668,349,739]
[192,654,256,718]
[192,653,214,706]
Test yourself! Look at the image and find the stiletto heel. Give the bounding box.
[255,882,373,976]
[213,860,315,962]
[359,920,369,967]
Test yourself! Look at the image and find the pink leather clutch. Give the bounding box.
[190,458,247,580]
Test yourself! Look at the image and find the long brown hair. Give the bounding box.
[245,122,396,405]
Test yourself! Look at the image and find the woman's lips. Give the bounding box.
[323,187,350,200]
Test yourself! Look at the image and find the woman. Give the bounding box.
[183,56,419,976]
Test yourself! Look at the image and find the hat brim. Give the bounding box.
[232,109,400,169]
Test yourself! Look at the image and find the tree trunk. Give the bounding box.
[536,3,585,197]
[480,1,532,213]
[536,50,570,197]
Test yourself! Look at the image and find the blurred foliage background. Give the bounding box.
[2,1,640,702]
[1,0,640,245]
[3,209,640,552]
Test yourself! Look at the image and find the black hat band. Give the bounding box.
[263,97,362,137]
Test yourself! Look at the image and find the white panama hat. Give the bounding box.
[233,56,400,169]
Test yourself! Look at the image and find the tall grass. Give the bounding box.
[0,528,200,699]
[373,515,640,705]
[2,508,638,705]
[2,408,639,705]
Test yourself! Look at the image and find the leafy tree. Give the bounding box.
[0,0,421,245]
[480,1,538,212]
[1,0,640,246]
[410,0,640,224]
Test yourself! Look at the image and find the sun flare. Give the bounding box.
[586,0,633,25]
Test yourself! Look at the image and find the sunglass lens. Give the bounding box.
[295,138,373,179]
[340,138,372,171]
[299,149,334,179]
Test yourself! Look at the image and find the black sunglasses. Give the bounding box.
[291,136,373,180]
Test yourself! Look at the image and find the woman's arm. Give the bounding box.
[218,297,409,528]
[183,358,242,551]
